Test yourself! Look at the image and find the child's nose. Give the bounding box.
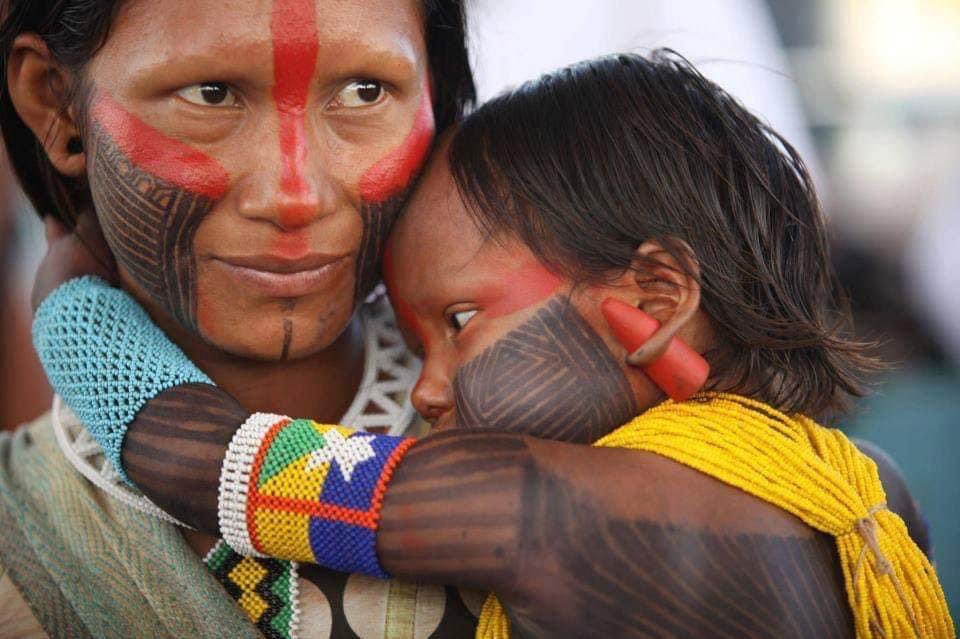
[411,363,455,424]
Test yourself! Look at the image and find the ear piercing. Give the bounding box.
[600,297,710,401]
[67,137,83,154]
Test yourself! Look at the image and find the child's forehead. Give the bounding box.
[392,150,483,263]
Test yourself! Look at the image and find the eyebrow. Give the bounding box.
[129,30,419,89]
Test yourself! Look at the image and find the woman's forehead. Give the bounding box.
[93,0,424,79]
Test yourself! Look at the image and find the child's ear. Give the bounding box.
[624,238,702,365]
[7,34,86,177]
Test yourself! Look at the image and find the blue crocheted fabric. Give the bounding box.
[33,276,212,484]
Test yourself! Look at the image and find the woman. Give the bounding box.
[29,53,952,637]
[0,0,479,637]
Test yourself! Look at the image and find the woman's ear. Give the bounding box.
[7,34,86,177]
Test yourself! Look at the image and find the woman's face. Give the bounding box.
[82,0,434,360]
[387,149,665,443]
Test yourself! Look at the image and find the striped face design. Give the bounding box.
[84,0,433,359]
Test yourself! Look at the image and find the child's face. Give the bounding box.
[387,151,662,443]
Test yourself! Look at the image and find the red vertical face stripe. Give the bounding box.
[271,0,320,227]
[90,91,229,200]
[358,86,435,204]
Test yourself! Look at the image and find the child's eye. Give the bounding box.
[332,80,386,109]
[177,82,240,107]
[450,310,477,331]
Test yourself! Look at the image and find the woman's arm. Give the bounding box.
[126,383,853,638]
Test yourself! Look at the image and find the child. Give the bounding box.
[33,51,952,637]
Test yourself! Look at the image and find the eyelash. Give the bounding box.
[177,82,240,108]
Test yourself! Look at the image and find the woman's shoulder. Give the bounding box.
[0,409,58,484]
[0,405,260,639]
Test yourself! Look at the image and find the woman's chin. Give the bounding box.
[196,309,353,363]
[193,274,358,363]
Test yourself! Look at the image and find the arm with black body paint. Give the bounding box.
[127,383,857,639]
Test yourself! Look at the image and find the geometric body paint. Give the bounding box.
[89,91,228,332]
[454,297,637,443]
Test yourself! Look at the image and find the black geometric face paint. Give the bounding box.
[87,91,228,334]
[353,187,414,305]
[453,297,638,443]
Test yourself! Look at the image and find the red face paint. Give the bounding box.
[271,0,320,228]
[358,86,435,204]
[383,242,429,350]
[476,261,563,319]
[90,91,229,199]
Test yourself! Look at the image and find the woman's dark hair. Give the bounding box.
[449,50,878,418]
[0,0,475,224]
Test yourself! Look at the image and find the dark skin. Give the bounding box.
[32,137,932,637]
[11,0,438,628]
[40,151,920,638]
[18,0,927,622]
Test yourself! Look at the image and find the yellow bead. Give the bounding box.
[476,393,954,639]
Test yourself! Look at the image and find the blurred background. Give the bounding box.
[1,0,957,623]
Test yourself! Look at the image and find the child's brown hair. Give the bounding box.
[448,50,879,418]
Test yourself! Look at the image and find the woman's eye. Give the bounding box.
[334,80,385,108]
[177,82,239,107]
[451,310,478,331]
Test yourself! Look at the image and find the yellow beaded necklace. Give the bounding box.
[476,393,954,638]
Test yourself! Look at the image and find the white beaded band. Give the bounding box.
[217,412,288,557]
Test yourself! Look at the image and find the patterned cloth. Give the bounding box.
[0,413,259,639]
[0,412,485,638]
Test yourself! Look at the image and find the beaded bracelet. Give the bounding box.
[219,413,415,578]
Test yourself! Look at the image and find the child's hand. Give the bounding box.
[32,212,118,312]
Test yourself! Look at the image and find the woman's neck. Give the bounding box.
[152,309,366,422]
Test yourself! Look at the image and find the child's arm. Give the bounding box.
[35,277,856,638]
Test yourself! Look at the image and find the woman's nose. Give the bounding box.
[236,128,339,231]
[411,359,455,424]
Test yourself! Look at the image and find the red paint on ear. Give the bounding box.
[91,92,229,200]
[600,297,709,402]
[359,85,435,204]
[271,0,320,227]
[478,261,563,319]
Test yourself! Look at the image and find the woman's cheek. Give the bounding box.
[87,90,228,335]
[352,85,435,303]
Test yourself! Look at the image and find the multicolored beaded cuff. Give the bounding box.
[219,413,415,578]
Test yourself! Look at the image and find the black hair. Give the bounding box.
[0,0,476,224]
[449,50,878,418]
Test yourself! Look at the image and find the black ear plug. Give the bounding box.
[67,137,83,154]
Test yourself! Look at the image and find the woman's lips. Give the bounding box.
[213,253,348,298]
